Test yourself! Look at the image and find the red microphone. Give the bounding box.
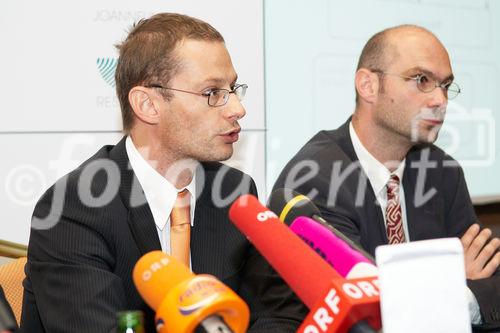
[229,195,381,333]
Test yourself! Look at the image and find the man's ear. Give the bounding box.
[128,87,161,125]
[355,68,380,104]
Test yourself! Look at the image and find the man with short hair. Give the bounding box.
[21,13,306,332]
[273,25,500,330]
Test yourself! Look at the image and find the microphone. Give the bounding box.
[133,251,249,333]
[290,216,378,279]
[268,188,374,262]
[229,195,381,333]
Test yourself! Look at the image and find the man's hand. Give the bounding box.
[461,224,500,280]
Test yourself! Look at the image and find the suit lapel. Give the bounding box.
[127,206,162,255]
[335,120,389,244]
[403,147,444,241]
[190,163,236,278]
[191,203,227,274]
[110,137,162,255]
[191,164,220,274]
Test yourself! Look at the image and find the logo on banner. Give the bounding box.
[96,57,118,87]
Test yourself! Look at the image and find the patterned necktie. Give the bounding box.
[170,189,191,266]
[386,175,406,244]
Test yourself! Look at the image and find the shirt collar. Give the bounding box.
[349,122,405,196]
[125,136,196,230]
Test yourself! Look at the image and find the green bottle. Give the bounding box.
[117,310,145,333]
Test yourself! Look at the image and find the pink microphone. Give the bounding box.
[290,216,378,279]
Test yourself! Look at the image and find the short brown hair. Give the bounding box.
[115,13,224,132]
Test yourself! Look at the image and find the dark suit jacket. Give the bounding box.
[273,119,500,331]
[1,285,17,331]
[21,137,307,333]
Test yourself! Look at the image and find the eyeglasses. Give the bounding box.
[371,70,461,100]
[145,83,248,107]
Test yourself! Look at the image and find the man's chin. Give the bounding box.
[415,132,439,145]
[199,147,234,162]
[411,125,441,145]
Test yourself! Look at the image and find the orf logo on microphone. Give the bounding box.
[141,257,170,282]
[299,278,381,333]
[177,276,226,316]
[256,210,278,222]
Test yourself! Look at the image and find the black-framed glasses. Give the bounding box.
[371,70,461,100]
[145,83,248,107]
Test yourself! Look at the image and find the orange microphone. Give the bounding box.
[133,251,249,333]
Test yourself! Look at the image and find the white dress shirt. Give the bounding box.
[125,136,196,268]
[349,122,482,325]
[349,122,410,241]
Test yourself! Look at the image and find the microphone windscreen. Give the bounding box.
[267,188,321,225]
[290,216,376,277]
[133,251,193,310]
[269,188,375,262]
[229,194,339,308]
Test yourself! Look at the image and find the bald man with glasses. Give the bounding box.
[273,24,499,331]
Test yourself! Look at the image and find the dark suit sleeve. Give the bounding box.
[0,286,17,331]
[21,190,127,333]
[241,180,309,332]
[443,163,477,237]
[469,277,500,332]
[444,163,500,331]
